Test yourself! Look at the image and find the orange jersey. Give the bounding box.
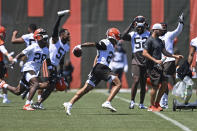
[0,39,5,61]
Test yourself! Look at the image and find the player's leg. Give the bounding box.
[138,66,147,109]
[129,65,140,109]
[23,71,39,111]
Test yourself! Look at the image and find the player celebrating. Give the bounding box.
[143,23,183,112]
[159,13,184,109]
[121,16,150,109]
[0,26,14,103]
[32,10,70,109]
[11,24,37,46]
[63,27,122,115]
[0,28,49,110]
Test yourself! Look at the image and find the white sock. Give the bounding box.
[25,100,31,105]
[3,94,7,99]
[3,84,8,88]
[37,95,41,101]
[26,92,29,98]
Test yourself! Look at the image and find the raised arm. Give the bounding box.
[121,23,133,41]
[11,30,25,44]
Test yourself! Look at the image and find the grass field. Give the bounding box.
[0,89,197,131]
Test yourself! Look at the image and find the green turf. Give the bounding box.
[0,90,197,131]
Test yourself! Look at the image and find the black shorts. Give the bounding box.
[0,61,7,79]
[147,66,167,87]
[163,61,176,76]
[131,64,147,78]
[87,63,114,87]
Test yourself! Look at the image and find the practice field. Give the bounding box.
[0,89,197,131]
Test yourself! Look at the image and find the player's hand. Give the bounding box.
[13,30,18,35]
[155,59,163,65]
[178,13,184,24]
[173,54,184,59]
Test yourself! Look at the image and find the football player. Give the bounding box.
[108,40,128,93]
[63,28,122,115]
[159,13,184,109]
[121,16,150,109]
[0,28,49,110]
[32,10,70,109]
[0,26,14,103]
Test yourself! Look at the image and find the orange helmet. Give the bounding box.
[0,26,6,38]
[33,28,48,41]
[106,28,120,41]
[56,77,67,91]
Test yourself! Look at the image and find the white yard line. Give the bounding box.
[95,90,192,131]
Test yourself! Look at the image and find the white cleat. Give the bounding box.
[63,102,72,115]
[139,104,147,109]
[102,101,117,112]
[3,99,11,104]
[129,101,135,109]
[57,10,70,16]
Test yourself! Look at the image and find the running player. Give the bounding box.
[0,28,49,110]
[159,13,184,108]
[63,27,122,115]
[143,23,183,112]
[121,16,150,109]
[0,26,14,103]
[32,10,70,109]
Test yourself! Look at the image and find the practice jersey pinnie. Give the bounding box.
[129,31,150,53]
[21,44,49,74]
[49,37,70,66]
[96,39,114,67]
[129,31,150,65]
[190,37,197,51]
[22,33,37,47]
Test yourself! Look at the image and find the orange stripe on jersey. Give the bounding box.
[0,39,4,45]
[0,52,3,61]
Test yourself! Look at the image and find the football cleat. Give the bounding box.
[3,99,11,104]
[63,102,72,115]
[23,104,35,111]
[102,101,117,112]
[32,102,45,110]
[139,104,147,109]
[129,100,135,109]
[147,106,160,112]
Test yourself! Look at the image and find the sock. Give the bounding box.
[37,95,41,101]
[3,94,7,99]
[25,100,31,105]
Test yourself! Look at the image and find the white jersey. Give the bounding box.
[22,44,49,74]
[22,33,37,47]
[190,37,197,51]
[109,47,128,70]
[129,31,150,53]
[160,23,183,62]
[49,37,70,66]
[96,39,114,67]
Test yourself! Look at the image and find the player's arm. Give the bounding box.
[169,13,184,40]
[75,41,106,49]
[52,11,70,44]
[162,47,183,59]
[0,45,13,62]
[121,23,133,41]
[11,30,25,44]
[93,55,98,67]
[188,46,196,65]
[143,49,162,64]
